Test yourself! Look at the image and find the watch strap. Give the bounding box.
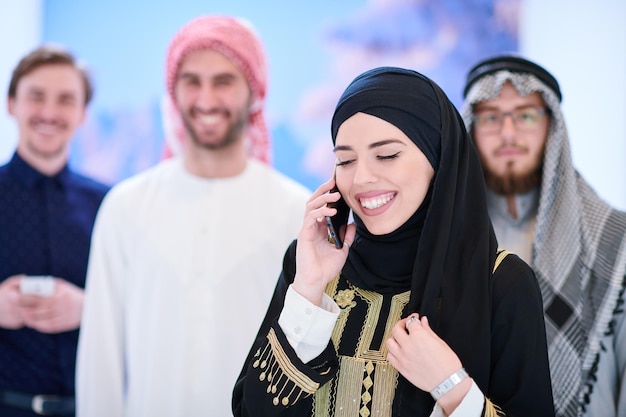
[430,368,469,400]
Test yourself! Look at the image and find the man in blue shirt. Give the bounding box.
[0,45,109,416]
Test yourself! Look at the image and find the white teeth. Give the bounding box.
[33,122,61,135]
[199,115,221,125]
[360,194,394,210]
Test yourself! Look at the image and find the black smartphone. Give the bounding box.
[325,186,350,249]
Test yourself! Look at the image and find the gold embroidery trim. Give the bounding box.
[357,289,409,361]
[252,328,322,407]
[326,275,356,348]
[493,250,511,274]
[314,275,409,417]
[266,328,320,393]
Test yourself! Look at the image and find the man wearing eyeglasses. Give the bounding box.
[460,54,626,417]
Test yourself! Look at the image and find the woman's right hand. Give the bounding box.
[292,177,356,306]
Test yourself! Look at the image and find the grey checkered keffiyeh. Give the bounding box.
[461,71,626,417]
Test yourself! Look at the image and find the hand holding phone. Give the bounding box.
[20,275,56,297]
[325,186,351,249]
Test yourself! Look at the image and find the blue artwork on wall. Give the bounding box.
[43,0,518,190]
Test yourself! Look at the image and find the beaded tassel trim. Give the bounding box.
[485,398,506,416]
[253,327,320,407]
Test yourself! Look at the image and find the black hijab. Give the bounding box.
[331,67,498,401]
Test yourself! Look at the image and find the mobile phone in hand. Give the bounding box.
[325,186,350,249]
[20,275,56,296]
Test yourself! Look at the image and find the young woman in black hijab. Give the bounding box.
[233,67,554,416]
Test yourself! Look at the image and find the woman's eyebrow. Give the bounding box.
[334,138,404,153]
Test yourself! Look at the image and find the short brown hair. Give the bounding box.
[8,44,94,105]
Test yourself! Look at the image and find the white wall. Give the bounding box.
[0,1,42,163]
[521,0,626,210]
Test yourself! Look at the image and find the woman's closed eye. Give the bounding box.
[378,151,401,161]
[336,159,354,167]
[336,151,401,167]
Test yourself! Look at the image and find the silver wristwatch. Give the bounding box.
[430,368,469,400]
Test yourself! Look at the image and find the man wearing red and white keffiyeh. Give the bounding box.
[161,15,271,165]
[75,15,310,417]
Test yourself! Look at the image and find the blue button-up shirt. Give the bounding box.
[0,152,109,396]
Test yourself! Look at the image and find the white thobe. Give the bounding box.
[76,157,311,417]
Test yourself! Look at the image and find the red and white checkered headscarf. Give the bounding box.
[162,15,270,164]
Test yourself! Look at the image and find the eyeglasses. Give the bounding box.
[472,106,549,134]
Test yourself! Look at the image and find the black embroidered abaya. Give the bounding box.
[232,67,554,417]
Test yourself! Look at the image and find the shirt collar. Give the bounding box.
[486,187,540,226]
[8,152,70,189]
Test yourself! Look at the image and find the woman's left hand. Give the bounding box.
[386,315,471,412]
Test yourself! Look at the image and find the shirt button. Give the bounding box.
[294,327,302,335]
[305,307,312,315]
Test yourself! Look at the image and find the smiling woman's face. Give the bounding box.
[334,112,435,235]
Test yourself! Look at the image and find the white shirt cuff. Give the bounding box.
[430,380,484,417]
[278,285,339,363]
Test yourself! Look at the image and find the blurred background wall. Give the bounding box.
[1,0,624,209]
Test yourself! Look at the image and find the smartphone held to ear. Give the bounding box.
[326,186,351,249]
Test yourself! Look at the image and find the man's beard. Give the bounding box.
[483,161,542,195]
[182,108,248,151]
